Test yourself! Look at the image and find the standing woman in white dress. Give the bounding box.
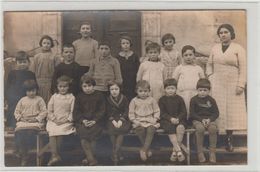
[206,24,247,152]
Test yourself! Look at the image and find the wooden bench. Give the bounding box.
[120,128,196,165]
[34,128,196,165]
[5,128,247,166]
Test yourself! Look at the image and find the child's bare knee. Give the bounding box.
[208,124,218,133]
[176,124,185,133]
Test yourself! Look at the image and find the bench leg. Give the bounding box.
[187,132,190,165]
[36,134,41,166]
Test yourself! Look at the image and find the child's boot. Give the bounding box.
[209,149,216,163]
[20,154,29,166]
[198,152,206,163]
[170,150,177,162]
[47,154,61,166]
[177,150,185,162]
[140,149,147,161]
[82,158,88,165]
[88,158,98,166]
[111,151,119,165]
[147,149,152,158]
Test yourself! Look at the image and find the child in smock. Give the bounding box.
[106,80,131,164]
[136,42,166,102]
[159,33,181,79]
[31,35,59,103]
[14,80,47,166]
[129,80,160,162]
[173,45,205,117]
[46,75,76,166]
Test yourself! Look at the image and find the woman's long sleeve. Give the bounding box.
[237,45,247,88]
[206,50,214,77]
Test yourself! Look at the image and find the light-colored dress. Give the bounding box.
[159,47,181,79]
[46,93,76,136]
[173,64,205,115]
[136,61,165,101]
[14,96,47,131]
[31,51,59,103]
[207,42,247,133]
[129,96,160,128]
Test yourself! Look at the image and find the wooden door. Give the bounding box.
[62,11,141,57]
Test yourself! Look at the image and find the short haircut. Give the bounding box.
[99,40,111,49]
[196,78,211,90]
[107,80,122,92]
[120,35,133,47]
[181,45,196,55]
[164,78,177,88]
[136,80,150,91]
[145,40,153,47]
[57,75,72,85]
[39,35,54,48]
[79,22,92,30]
[15,51,30,62]
[62,43,75,52]
[80,75,96,86]
[145,42,161,53]
[161,33,175,46]
[217,23,235,40]
[23,79,38,91]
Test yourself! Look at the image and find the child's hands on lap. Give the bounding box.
[202,119,210,128]
[117,120,123,128]
[84,120,96,127]
[112,120,118,128]
[27,118,38,123]
[171,117,179,125]
[151,118,158,125]
[21,117,37,123]
[54,118,66,125]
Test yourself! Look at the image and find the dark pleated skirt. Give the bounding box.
[107,120,131,135]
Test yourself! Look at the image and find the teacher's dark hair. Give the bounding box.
[217,24,235,40]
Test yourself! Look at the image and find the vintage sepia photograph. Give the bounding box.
[3,10,248,168]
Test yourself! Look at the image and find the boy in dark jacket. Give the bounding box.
[190,78,219,163]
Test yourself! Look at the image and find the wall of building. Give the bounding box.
[4,10,246,58]
[141,10,246,56]
[4,12,62,57]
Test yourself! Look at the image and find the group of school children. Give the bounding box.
[4,22,220,166]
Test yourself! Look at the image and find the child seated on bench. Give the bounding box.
[73,75,106,166]
[129,80,160,161]
[159,79,187,162]
[106,80,131,164]
[14,80,47,166]
[190,78,219,163]
[46,75,76,166]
